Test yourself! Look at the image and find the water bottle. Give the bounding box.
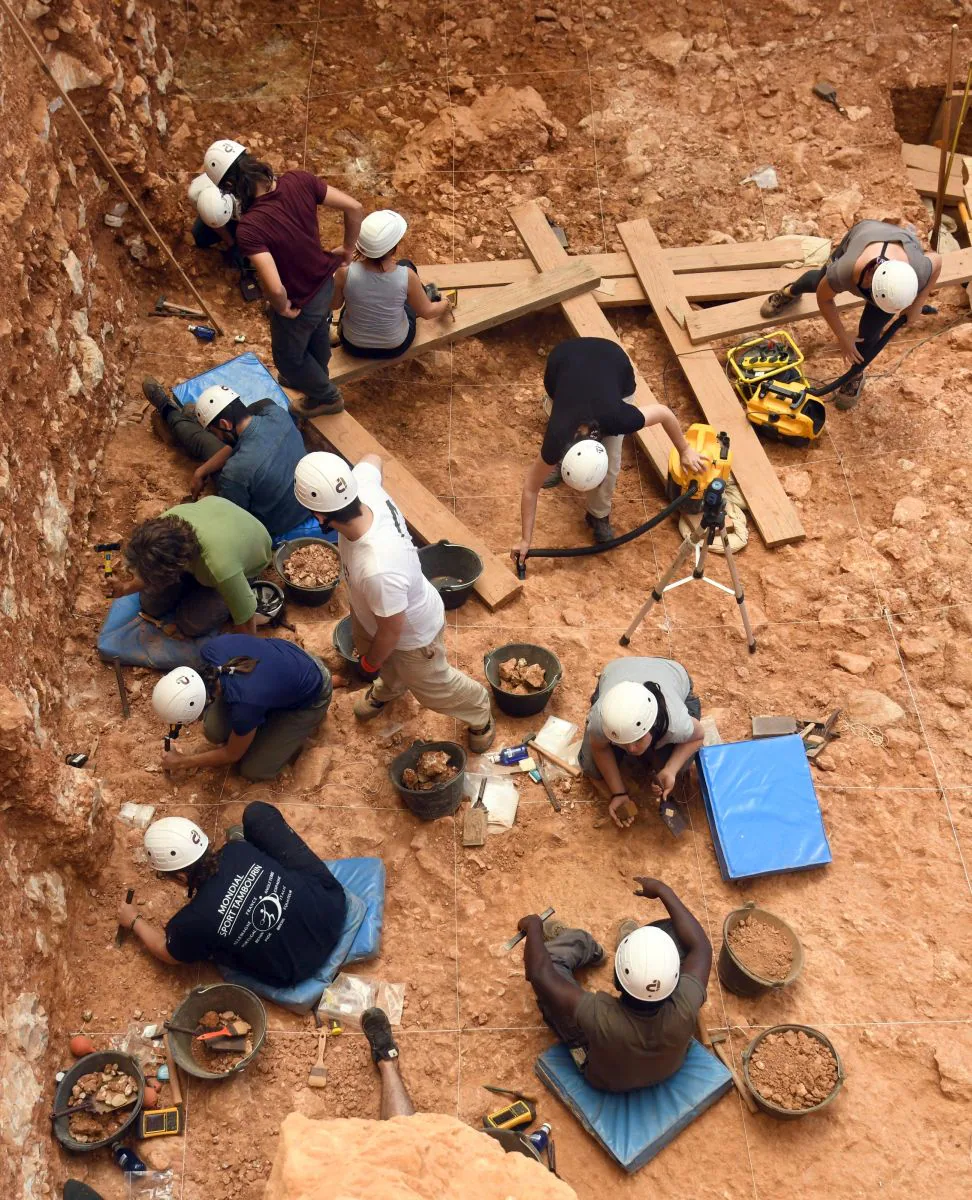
[113,1145,147,1172]
[487,745,530,765]
[187,323,216,341]
[528,1123,552,1153]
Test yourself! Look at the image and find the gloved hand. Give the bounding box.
[357,655,382,682]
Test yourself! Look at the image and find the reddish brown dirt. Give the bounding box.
[726,915,795,982]
[746,1028,840,1112]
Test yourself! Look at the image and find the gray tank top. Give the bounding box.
[825,220,931,297]
[341,262,410,349]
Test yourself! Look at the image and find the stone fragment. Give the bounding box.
[892,496,927,526]
[844,688,906,727]
[831,651,872,675]
[49,51,105,93]
[782,469,812,499]
[645,30,692,69]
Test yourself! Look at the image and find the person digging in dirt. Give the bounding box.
[331,209,454,359]
[209,141,363,417]
[121,803,347,987]
[519,877,711,1092]
[759,219,942,410]
[140,379,313,538]
[116,496,272,637]
[152,635,332,780]
[580,657,704,830]
[188,171,242,263]
[361,1007,416,1119]
[294,451,496,752]
[512,338,705,566]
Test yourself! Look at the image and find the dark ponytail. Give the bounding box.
[200,656,260,691]
[223,153,275,213]
[643,682,669,744]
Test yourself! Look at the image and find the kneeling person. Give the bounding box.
[580,657,704,829]
[120,803,346,988]
[153,635,332,781]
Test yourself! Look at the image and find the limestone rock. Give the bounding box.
[783,469,812,499]
[947,323,972,351]
[892,496,927,527]
[0,182,30,226]
[831,651,872,675]
[265,1112,577,1200]
[48,50,106,92]
[844,688,906,727]
[935,1043,972,1101]
[898,636,938,661]
[645,30,692,69]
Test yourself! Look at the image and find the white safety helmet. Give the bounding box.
[615,924,681,1002]
[294,451,358,514]
[187,172,214,205]
[356,209,408,259]
[194,383,241,429]
[599,680,659,746]
[152,668,208,724]
[561,439,609,492]
[869,259,918,314]
[196,186,235,229]
[144,816,210,872]
[203,138,246,185]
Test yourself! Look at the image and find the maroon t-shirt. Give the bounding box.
[235,171,342,307]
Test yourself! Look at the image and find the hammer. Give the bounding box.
[152,295,206,319]
[94,541,121,578]
[707,1029,758,1114]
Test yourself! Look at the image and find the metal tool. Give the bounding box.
[154,295,207,319]
[812,80,848,117]
[503,907,554,952]
[534,757,562,813]
[111,656,130,718]
[94,541,121,579]
[115,887,134,947]
[462,778,488,847]
[164,722,182,753]
[708,1030,758,1114]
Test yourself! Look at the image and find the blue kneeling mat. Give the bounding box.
[220,856,386,1014]
[536,1039,732,1173]
[173,350,290,412]
[697,734,832,882]
[97,593,206,670]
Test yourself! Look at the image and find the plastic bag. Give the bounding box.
[126,1172,175,1199]
[462,773,519,832]
[740,165,779,190]
[317,974,405,1027]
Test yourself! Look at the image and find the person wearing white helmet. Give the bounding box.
[579,656,704,830]
[225,152,363,416]
[517,876,712,1092]
[512,338,704,566]
[329,210,453,359]
[152,634,332,780]
[188,172,242,256]
[118,801,348,987]
[139,377,312,538]
[760,218,942,409]
[294,451,496,752]
[202,138,247,187]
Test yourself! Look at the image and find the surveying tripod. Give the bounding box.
[620,478,757,654]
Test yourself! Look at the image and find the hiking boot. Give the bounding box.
[541,463,562,489]
[585,513,616,544]
[617,918,639,947]
[353,686,387,722]
[834,371,865,411]
[759,287,797,318]
[298,393,345,417]
[542,916,568,942]
[224,824,244,843]
[362,1007,399,1063]
[142,376,175,415]
[467,715,496,753]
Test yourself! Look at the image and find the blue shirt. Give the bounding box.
[217,400,310,537]
[200,634,324,735]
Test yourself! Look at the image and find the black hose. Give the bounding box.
[517,483,697,578]
[805,306,933,399]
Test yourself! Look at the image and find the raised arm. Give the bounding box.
[632,877,712,986]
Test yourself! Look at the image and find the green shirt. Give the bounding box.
[164,497,271,625]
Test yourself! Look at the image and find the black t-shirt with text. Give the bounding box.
[540,338,643,465]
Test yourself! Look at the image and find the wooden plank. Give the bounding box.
[685,245,972,344]
[617,217,805,549]
[906,164,965,203]
[302,409,522,612]
[324,261,600,386]
[901,141,971,176]
[507,201,673,484]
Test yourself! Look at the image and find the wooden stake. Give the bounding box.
[0,0,224,335]
[933,25,960,251]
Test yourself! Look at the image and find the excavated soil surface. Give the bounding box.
[747,1028,840,1112]
[38,3,972,1200]
[726,915,795,982]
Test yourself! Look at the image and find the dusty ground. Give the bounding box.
[46,2,972,1198]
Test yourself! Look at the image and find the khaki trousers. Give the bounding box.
[541,393,637,519]
[352,615,492,729]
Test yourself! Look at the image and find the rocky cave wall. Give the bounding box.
[0,3,187,1195]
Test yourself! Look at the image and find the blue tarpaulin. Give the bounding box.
[172,351,290,411]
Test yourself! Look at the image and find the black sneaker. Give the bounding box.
[541,464,562,489]
[142,376,175,415]
[585,513,616,543]
[362,1007,399,1063]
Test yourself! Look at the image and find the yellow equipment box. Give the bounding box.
[665,423,733,512]
[726,330,826,446]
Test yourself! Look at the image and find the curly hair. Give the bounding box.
[125,516,199,588]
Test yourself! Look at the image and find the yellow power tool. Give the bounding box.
[665,423,733,513]
[726,330,826,446]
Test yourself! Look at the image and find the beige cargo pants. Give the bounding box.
[352,615,492,729]
[542,393,638,519]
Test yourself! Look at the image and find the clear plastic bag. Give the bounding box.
[317,974,405,1027]
[126,1171,175,1199]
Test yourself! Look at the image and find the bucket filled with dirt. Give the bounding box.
[52,1051,145,1152]
[168,983,267,1081]
[484,642,562,717]
[719,903,804,996]
[742,1025,844,1119]
[390,740,466,820]
[273,537,342,605]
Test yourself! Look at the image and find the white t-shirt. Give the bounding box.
[338,463,444,650]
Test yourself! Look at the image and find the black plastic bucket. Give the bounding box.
[169,983,267,1081]
[484,643,563,717]
[51,1051,145,1152]
[718,902,805,997]
[273,537,341,606]
[417,540,483,609]
[742,1025,844,1119]
[332,614,363,678]
[389,740,466,820]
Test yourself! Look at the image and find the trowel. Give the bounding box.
[813,81,849,118]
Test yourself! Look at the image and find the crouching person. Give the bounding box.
[152,635,332,781]
[119,804,346,987]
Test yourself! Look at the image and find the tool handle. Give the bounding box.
[165,1034,183,1107]
[115,888,135,946]
[503,906,555,951]
[711,1041,758,1115]
[315,1033,327,1066]
[529,742,581,778]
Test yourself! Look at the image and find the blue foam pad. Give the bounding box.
[697,734,832,881]
[173,351,289,412]
[97,593,206,670]
[220,856,386,1014]
[536,1039,731,1173]
[272,515,338,548]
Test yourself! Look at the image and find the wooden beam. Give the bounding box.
[507,201,673,484]
[322,261,600,386]
[302,410,522,612]
[901,141,971,176]
[685,246,972,344]
[906,164,965,203]
[617,218,804,548]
